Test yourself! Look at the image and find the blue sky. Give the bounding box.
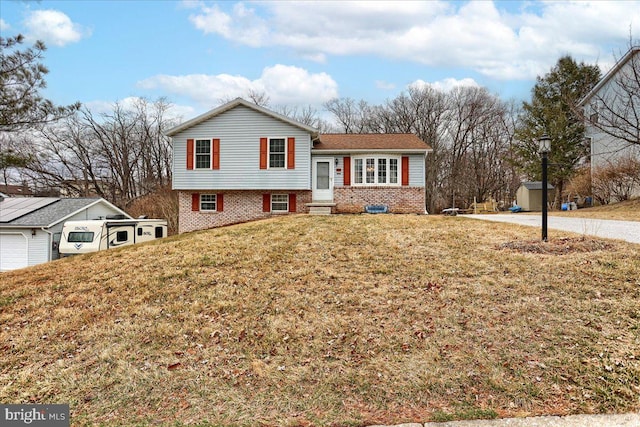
[2,0,640,119]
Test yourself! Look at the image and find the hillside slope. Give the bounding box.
[1,215,639,426]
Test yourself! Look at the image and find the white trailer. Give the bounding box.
[59,217,167,256]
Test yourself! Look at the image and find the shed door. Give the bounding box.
[0,233,28,271]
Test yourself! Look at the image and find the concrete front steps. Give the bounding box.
[306,202,336,215]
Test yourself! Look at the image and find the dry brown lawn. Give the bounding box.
[1,214,639,426]
[548,198,640,221]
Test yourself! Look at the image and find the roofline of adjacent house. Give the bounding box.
[311,148,432,154]
[165,98,320,138]
[578,46,640,107]
[44,198,131,228]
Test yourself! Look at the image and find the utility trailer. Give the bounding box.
[59,217,167,256]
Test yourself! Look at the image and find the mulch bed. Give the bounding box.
[498,237,615,255]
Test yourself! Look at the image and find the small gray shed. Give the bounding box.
[0,197,130,271]
[516,181,555,212]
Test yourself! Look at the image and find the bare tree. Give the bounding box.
[323,98,372,133]
[22,98,175,206]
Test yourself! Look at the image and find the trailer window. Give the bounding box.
[68,232,94,243]
[155,227,163,238]
[116,231,128,242]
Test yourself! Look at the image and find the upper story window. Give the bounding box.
[269,138,286,168]
[195,139,211,169]
[352,156,400,186]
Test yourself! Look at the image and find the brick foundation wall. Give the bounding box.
[179,190,312,233]
[333,186,425,214]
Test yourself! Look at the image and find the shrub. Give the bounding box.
[592,156,640,204]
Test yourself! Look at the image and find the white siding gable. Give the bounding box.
[172,105,313,191]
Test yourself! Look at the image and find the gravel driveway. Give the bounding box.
[462,214,640,244]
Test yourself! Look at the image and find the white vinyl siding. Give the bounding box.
[173,105,312,190]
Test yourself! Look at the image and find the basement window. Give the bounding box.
[271,194,288,212]
[200,194,217,211]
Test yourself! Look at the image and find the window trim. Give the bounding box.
[271,194,289,212]
[351,155,402,186]
[199,194,217,212]
[194,138,213,170]
[267,137,287,169]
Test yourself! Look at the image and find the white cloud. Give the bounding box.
[23,10,89,47]
[0,18,10,31]
[138,65,338,107]
[410,78,479,92]
[376,80,396,90]
[188,1,640,80]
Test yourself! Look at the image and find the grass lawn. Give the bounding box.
[548,198,640,222]
[1,214,639,426]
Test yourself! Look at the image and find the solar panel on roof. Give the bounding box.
[0,198,59,223]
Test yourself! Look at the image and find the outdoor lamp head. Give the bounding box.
[538,134,551,154]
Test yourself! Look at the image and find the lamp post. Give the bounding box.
[538,134,551,242]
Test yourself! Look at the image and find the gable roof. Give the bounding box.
[165,97,320,137]
[579,46,640,107]
[313,133,432,153]
[0,197,130,228]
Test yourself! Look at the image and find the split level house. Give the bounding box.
[167,98,432,233]
[579,46,640,198]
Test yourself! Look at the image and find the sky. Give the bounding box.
[1,0,640,120]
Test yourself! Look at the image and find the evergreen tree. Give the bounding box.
[0,34,80,170]
[514,56,601,207]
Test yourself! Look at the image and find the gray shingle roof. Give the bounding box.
[0,198,106,227]
[522,181,555,190]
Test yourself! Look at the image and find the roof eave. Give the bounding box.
[578,46,640,107]
[312,148,432,154]
[44,198,131,228]
[165,98,319,137]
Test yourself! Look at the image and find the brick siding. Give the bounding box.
[179,187,425,233]
[178,190,312,233]
[333,186,425,214]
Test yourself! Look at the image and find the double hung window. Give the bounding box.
[271,194,288,212]
[195,139,212,169]
[269,138,286,168]
[200,194,217,211]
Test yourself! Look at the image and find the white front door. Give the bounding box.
[312,157,334,201]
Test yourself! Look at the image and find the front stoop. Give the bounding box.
[306,202,336,215]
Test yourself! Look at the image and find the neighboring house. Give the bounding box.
[0,184,33,198]
[0,197,130,271]
[166,98,432,233]
[516,181,555,212]
[579,46,640,197]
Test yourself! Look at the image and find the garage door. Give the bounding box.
[0,233,28,271]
